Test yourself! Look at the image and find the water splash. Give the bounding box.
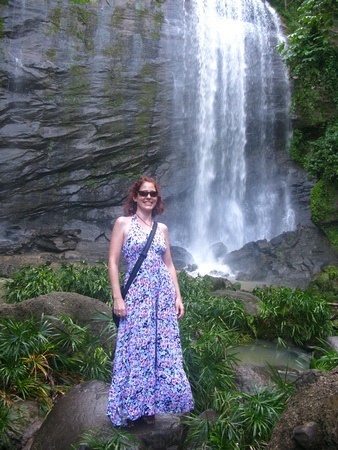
[167,0,295,266]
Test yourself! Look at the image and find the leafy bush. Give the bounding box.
[278,0,338,127]
[0,314,113,405]
[5,262,111,304]
[308,265,338,301]
[5,264,60,303]
[253,286,333,346]
[2,269,336,448]
[57,262,111,302]
[184,386,289,449]
[304,122,338,182]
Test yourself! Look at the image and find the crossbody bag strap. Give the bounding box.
[121,221,158,298]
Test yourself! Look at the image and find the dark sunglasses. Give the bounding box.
[138,190,158,198]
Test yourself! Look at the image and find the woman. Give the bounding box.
[106,177,194,427]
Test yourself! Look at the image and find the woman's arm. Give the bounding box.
[108,216,129,318]
[160,223,185,319]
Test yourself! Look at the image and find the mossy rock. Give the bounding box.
[310,180,338,248]
[308,265,338,301]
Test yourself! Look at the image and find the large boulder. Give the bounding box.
[223,226,338,289]
[267,369,338,450]
[31,380,186,450]
[0,292,112,336]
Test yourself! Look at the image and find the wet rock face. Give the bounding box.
[0,0,172,261]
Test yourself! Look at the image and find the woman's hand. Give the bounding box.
[114,298,127,319]
[176,297,185,320]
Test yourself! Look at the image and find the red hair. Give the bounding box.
[123,177,164,217]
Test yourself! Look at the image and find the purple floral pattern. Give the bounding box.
[107,215,194,426]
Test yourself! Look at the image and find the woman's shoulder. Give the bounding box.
[115,215,133,224]
[156,221,168,234]
[114,215,133,231]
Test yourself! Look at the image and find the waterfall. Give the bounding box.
[166,0,295,268]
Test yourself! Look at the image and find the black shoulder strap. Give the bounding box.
[121,221,158,298]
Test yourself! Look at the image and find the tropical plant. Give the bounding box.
[73,427,141,450]
[278,0,338,128]
[5,262,112,304]
[0,401,20,449]
[56,261,111,302]
[5,264,60,303]
[253,286,333,346]
[308,265,338,302]
[184,386,289,449]
[310,340,338,371]
[0,313,114,406]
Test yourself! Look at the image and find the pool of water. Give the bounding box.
[233,340,311,371]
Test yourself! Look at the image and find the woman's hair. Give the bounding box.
[123,177,164,217]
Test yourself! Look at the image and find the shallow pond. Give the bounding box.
[233,340,311,371]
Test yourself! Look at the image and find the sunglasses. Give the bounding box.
[138,190,158,198]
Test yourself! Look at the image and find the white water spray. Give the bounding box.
[167,0,295,268]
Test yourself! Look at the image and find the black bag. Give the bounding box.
[113,222,158,328]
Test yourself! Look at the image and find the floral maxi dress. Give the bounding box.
[107,215,194,426]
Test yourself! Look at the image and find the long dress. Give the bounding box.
[106,215,194,426]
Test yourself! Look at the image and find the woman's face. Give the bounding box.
[133,181,158,214]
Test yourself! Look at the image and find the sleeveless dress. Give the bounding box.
[106,215,194,426]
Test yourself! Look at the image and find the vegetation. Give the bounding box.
[270,0,338,247]
[5,262,112,304]
[252,285,333,346]
[1,265,337,448]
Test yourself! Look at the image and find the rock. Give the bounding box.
[0,292,112,336]
[8,400,45,450]
[223,226,338,289]
[170,246,194,270]
[292,421,323,450]
[31,381,112,450]
[211,289,261,316]
[267,368,338,450]
[234,363,272,393]
[31,380,186,450]
[209,242,228,260]
[327,336,338,353]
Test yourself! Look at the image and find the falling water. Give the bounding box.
[167,0,295,267]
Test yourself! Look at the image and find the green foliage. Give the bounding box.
[304,122,338,182]
[308,265,338,301]
[5,262,111,304]
[0,401,19,449]
[74,427,140,450]
[275,0,338,245]
[184,386,289,449]
[278,0,338,126]
[253,286,333,346]
[0,313,113,407]
[310,180,338,248]
[56,262,111,302]
[5,264,60,303]
[310,179,337,223]
[310,340,338,371]
[2,270,337,448]
[178,272,251,412]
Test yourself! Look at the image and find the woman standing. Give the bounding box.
[106,177,194,427]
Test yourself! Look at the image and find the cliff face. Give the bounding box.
[0,0,322,276]
[0,0,174,263]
